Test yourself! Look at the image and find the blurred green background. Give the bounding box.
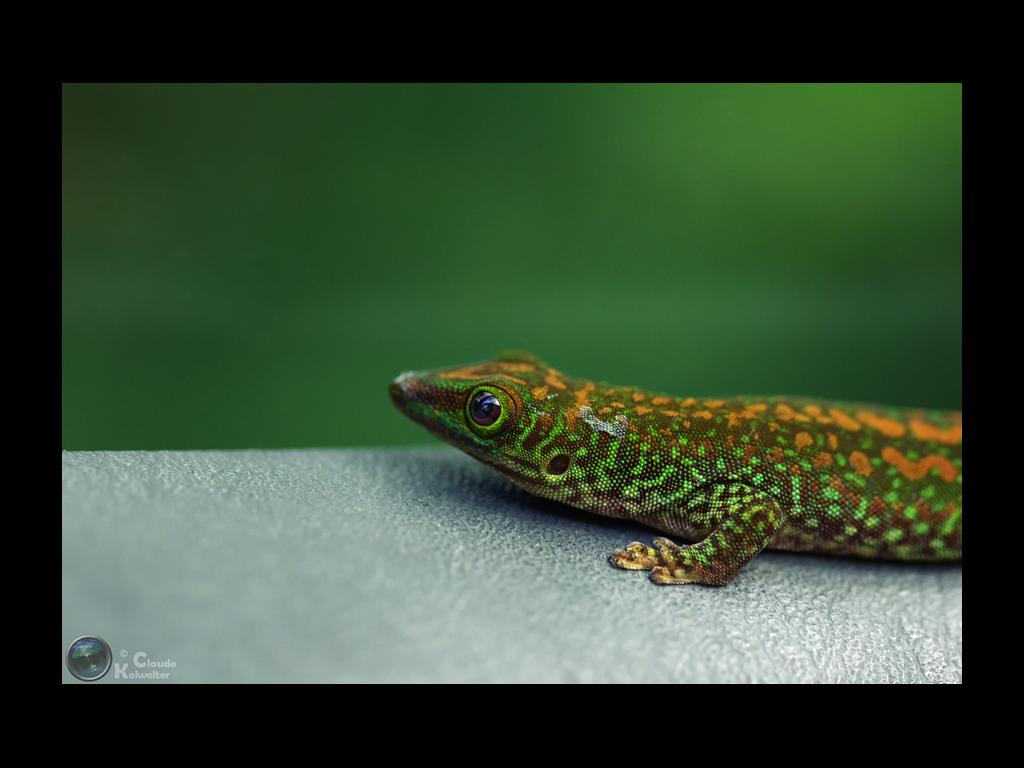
[62,84,961,450]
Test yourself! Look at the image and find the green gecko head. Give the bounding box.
[390,351,586,501]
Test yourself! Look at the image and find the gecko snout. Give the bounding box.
[390,370,462,426]
[390,370,437,415]
[389,372,415,410]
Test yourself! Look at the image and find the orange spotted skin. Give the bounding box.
[390,352,962,585]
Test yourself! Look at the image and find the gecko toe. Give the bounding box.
[650,565,700,585]
[609,541,659,570]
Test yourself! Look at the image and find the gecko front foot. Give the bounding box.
[609,537,687,572]
[610,537,720,586]
[609,487,785,586]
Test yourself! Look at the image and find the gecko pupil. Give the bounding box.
[470,392,501,426]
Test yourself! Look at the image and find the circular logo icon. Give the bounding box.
[66,636,112,681]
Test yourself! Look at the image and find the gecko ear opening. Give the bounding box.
[493,350,547,368]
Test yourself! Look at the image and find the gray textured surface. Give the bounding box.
[62,448,962,683]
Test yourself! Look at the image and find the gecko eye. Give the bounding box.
[470,391,501,426]
[465,385,517,437]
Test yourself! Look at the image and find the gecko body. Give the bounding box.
[390,352,962,586]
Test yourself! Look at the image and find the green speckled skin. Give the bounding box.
[390,352,962,586]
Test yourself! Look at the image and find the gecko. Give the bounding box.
[389,351,962,586]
